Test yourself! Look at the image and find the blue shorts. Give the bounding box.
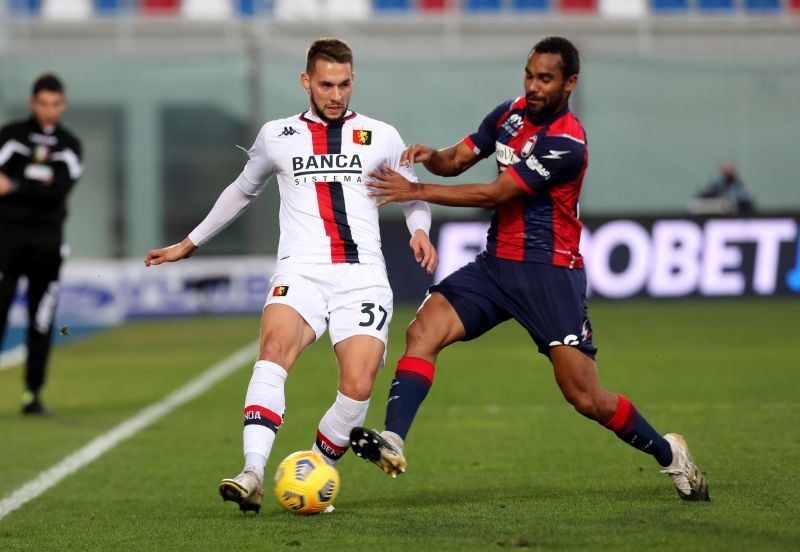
[430,252,597,359]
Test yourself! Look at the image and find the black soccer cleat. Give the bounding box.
[349,427,406,477]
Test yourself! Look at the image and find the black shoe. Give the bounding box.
[21,395,53,416]
[349,427,406,477]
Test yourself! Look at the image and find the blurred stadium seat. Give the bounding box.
[236,0,272,16]
[464,0,502,11]
[744,0,781,12]
[601,0,645,17]
[94,0,133,16]
[8,0,41,16]
[697,0,735,12]
[374,0,412,12]
[651,0,689,12]
[274,0,370,20]
[513,0,550,11]
[42,0,92,20]
[5,0,800,18]
[558,0,598,13]
[182,0,233,19]
[140,0,180,16]
[419,0,447,10]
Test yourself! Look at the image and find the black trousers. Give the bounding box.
[0,239,63,394]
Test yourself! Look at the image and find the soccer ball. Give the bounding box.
[273,450,339,515]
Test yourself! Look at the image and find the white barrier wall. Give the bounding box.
[7,256,275,329]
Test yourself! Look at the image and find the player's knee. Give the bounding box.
[259,338,298,367]
[566,392,602,420]
[406,316,446,354]
[339,380,373,402]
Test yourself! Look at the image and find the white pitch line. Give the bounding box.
[0,345,26,371]
[0,340,258,521]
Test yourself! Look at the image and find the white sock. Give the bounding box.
[242,360,288,479]
[312,391,370,465]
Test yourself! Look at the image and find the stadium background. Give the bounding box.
[1,3,799,550]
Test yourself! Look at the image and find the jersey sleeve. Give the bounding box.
[506,135,586,195]
[233,123,276,196]
[386,125,432,236]
[0,124,28,177]
[464,100,513,159]
[385,125,418,183]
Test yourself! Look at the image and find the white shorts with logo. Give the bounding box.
[265,262,394,350]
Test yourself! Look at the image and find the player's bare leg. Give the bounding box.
[551,345,709,501]
[219,304,316,513]
[351,292,465,476]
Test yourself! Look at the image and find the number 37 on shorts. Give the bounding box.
[265,264,394,346]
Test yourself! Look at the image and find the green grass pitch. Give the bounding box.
[1,299,798,550]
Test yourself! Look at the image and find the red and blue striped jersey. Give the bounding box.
[464,97,587,268]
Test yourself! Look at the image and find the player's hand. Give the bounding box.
[0,172,12,196]
[144,237,198,267]
[400,144,436,168]
[409,229,438,275]
[368,165,421,206]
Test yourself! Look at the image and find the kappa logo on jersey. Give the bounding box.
[520,135,537,158]
[353,129,372,145]
[278,126,300,137]
[272,285,289,297]
[525,155,551,179]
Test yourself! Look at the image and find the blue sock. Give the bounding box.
[604,394,673,467]
[384,356,434,440]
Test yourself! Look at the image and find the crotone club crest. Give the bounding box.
[520,135,538,158]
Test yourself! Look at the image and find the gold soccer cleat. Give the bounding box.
[219,466,264,513]
[660,433,710,501]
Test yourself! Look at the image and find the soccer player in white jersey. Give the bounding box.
[145,38,437,513]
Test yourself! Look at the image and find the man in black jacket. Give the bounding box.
[0,73,83,415]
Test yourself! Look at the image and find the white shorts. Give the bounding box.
[265,262,394,349]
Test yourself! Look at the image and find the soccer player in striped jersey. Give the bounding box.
[351,37,709,502]
[145,38,438,513]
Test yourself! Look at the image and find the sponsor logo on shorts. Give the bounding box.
[272,285,289,297]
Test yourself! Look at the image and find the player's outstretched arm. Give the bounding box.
[145,237,198,267]
[401,140,480,177]
[409,229,438,275]
[369,166,525,209]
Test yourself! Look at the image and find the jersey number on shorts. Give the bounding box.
[359,302,388,331]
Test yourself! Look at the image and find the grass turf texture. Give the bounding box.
[0,300,798,550]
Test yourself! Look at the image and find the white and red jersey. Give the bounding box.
[211,109,427,266]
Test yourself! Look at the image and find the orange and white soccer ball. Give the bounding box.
[273,451,339,515]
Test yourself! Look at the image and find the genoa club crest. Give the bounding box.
[272,285,289,297]
[352,129,372,145]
